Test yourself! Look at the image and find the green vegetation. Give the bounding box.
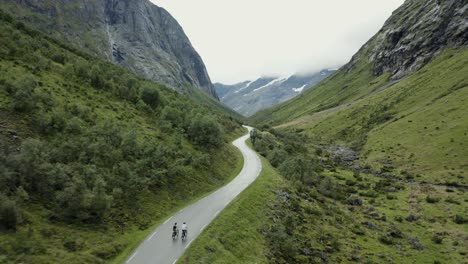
[185,129,467,263]
[179,156,285,264]
[0,10,244,263]
[253,49,468,186]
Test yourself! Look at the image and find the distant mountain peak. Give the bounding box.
[215,69,336,116]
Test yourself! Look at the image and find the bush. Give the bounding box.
[426,195,440,203]
[140,85,160,109]
[160,106,184,127]
[10,75,37,112]
[431,234,443,244]
[347,194,363,206]
[454,214,467,224]
[0,197,19,230]
[379,234,395,245]
[63,236,85,252]
[91,242,124,259]
[188,114,223,148]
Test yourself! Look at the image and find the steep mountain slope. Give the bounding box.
[252,0,467,125]
[251,0,468,185]
[0,11,243,263]
[0,0,218,98]
[216,70,335,116]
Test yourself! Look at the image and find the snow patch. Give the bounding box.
[235,80,254,93]
[292,85,306,93]
[253,78,286,92]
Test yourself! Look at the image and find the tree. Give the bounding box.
[188,114,224,148]
[0,197,19,230]
[140,85,160,109]
[88,177,112,221]
[11,75,37,112]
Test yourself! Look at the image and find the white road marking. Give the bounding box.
[163,216,173,225]
[126,251,138,263]
[214,210,221,217]
[172,258,178,264]
[149,231,158,240]
[185,240,193,249]
[201,224,208,231]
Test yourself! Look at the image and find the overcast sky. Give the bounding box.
[151,0,405,84]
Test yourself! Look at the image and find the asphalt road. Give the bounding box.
[126,126,262,264]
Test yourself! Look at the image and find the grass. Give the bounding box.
[325,168,468,263]
[218,128,468,263]
[274,48,468,185]
[178,152,286,264]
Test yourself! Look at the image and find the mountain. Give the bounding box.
[182,1,468,263]
[0,10,243,263]
[251,0,468,186]
[215,70,335,116]
[0,0,218,98]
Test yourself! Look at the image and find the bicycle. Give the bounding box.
[172,228,179,240]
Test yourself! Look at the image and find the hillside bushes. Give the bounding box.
[0,12,239,228]
[0,196,18,231]
[188,114,224,148]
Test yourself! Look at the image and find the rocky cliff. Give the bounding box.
[215,70,335,116]
[346,0,467,79]
[1,0,218,98]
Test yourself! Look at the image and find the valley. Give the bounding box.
[0,0,466,263]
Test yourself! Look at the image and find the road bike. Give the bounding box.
[172,229,179,240]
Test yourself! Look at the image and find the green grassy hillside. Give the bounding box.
[183,130,467,263]
[0,11,244,263]
[272,49,468,186]
[250,0,468,187]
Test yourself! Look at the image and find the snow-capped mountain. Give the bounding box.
[215,69,336,116]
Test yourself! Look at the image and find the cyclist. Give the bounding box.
[172,223,179,239]
[181,222,188,239]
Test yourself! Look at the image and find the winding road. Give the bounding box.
[126,126,262,264]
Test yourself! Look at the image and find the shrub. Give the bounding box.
[63,236,85,252]
[347,194,363,206]
[379,234,395,245]
[454,214,467,224]
[445,196,460,204]
[188,114,224,148]
[426,195,440,203]
[431,235,443,244]
[10,75,37,112]
[388,224,404,238]
[140,85,160,109]
[0,197,19,230]
[91,241,124,259]
[160,106,184,127]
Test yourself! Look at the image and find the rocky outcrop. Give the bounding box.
[345,0,467,79]
[2,0,217,98]
[215,70,335,116]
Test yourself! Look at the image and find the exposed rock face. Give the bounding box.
[345,0,467,79]
[3,0,217,98]
[215,70,335,116]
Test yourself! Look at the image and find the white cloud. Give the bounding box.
[151,0,405,84]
